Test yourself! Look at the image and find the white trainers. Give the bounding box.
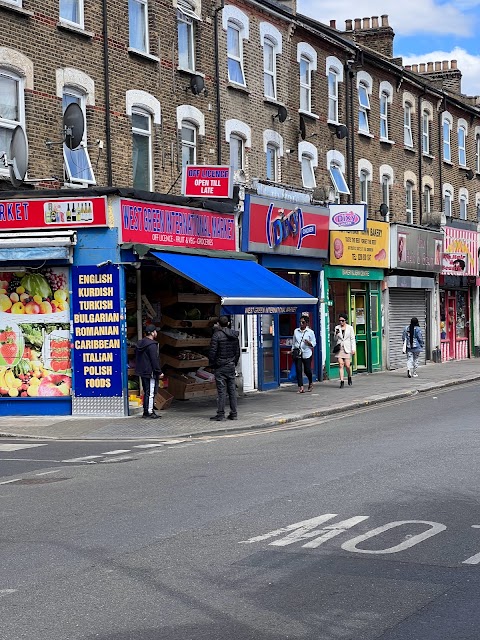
[412,373,418,377]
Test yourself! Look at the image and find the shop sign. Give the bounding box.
[329,220,389,268]
[242,194,329,258]
[390,225,443,272]
[0,197,107,231]
[329,204,367,232]
[324,265,384,281]
[72,265,123,397]
[119,199,236,251]
[442,227,478,276]
[182,165,233,198]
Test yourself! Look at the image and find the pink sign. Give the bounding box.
[442,227,478,276]
[0,197,107,230]
[182,165,232,198]
[119,199,236,251]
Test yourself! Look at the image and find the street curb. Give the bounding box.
[2,374,479,441]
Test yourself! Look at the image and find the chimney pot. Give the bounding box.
[412,64,419,73]
[381,14,389,27]
[345,18,353,30]
[442,60,449,70]
[427,62,434,72]
[405,65,411,71]
[329,19,336,28]
[451,59,457,69]
[419,63,426,73]
[372,16,379,27]
[363,17,370,29]
[434,61,441,71]
[354,18,361,29]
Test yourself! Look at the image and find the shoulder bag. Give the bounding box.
[292,334,304,360]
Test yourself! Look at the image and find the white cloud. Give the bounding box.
[402,47,480,96]
[298,0,473,37]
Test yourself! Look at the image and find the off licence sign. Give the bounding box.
[182,165,232,198]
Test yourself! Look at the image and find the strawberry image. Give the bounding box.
[0,339,17,365]
[4,328,16,341]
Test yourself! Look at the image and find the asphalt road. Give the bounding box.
[1,383,480,639]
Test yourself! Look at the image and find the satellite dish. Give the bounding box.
[299,115,306,141]
[277,105,288,123]
[465,168,474,180]
[8,126,28,188]
[335,124,348,140]
[190,74,205,95]
[379,203,389,218]
[63,102,85,150]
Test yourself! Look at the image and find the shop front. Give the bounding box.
[326,220,389,378]
[241,194,329,389]
[439,225,478,361]
[385,224,443,369]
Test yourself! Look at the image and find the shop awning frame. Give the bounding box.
[151,251,318,314]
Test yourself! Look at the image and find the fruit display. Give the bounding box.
[0,268,69,321]
[0,323,24,368]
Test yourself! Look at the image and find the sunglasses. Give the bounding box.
[339,319,346,323]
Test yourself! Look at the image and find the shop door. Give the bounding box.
[236,315,254,392]
[351,292,367,371]
[388,289,427,369]
[257,314,279,390]
[369,289,381,371]
[446,294,456,358]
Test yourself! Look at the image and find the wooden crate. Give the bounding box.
[167,376,216,399]
[161,315,216,329]
[161,353,209,369]
[158,333,210,348]
[155,388,174,410]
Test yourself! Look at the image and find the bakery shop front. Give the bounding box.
[325,220,389,379]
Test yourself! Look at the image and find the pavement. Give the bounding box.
[0,359,479,440]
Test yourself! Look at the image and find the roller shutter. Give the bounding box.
[388,289,427,369]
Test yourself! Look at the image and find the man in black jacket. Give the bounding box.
[208,316,240,421]
[135,324,163,419]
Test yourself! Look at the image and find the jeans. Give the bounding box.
[406,350,420,375]
[295,356,313,387]
[141,375,158,415]
[214,362,237,417]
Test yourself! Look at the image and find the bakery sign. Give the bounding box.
[329,220,389,268]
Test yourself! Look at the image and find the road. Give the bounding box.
[1,383,480,639]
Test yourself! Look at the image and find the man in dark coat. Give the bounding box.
[208,315,240,421]
[135,324,163,419]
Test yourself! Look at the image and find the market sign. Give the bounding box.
[182,165,233,198]
[118,199,236,251]
[242,194,329,258]
[329,220,389,268]
[390,224,443,273]
[329,204,367,232]
[0,197,107,231]
[71,265,123,397]
[442,226,478,276]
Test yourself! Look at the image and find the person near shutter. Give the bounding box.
[208,316,241,421]
[402,317,424,378]
[333,313,356,388]
[135,324,164,419]
[292,316,316,393]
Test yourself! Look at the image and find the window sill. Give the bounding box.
[404,145,416,153]
[227,82,250,95]
[327,119,340,126]
[298,109,319,120]
[443,159,454,166]
[358,130,374,139]
[57,21,94,38]
[264,97,285,108]
[422,152,435,160]
[128,48,159,62]
[177,67,204,77]
[459,165,470,171]
[380,137,395,146]
[62,182,91,189]
[0,0,33,17]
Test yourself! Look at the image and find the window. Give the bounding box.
[0,70,24,167]
[380,91,389,140]
[404,103,413,147]
[177,3,196,71]
[422,110,430,154]
[229,133,244,171]
[227,21,245,85]
[263,37,276,99]
[424,185,431,214]
[381,175,390,220]
[329,164,349,194]
[444,187,452,218]
[132,108,152,191]
[299,55,312,112]
[459,190,468,220]
[443,114,452,162]
[60,0,83,27]
[301,154,315,188]
[181,121,196,166]
[62,89,95,184]
[405,181,414,224]
[129,0,148,52]
[476,134,480,174]
[360,170,369,204]
[328,69,339,123]
[476,195,480,221]
[358,83,370,134]
[458,123,467,167]
[266,143,278,181]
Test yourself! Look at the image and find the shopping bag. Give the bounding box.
[287,362,297,382]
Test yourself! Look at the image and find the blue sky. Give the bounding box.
[298,0,480,96]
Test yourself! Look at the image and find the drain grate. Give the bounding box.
[14,477,70,485]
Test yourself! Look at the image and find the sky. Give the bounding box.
[298,0,480,96]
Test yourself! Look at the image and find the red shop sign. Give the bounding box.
[182,165,232,198]
[0,197,107,231]
[119,199,236,251]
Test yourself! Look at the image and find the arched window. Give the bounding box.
[358,159,372,205]
[181,121,197,166]
[223,7,249,87]
[297,43,317,115]
[380,165,393,222]
[0,69,25,172]
[260,23,282,100]
[404,103,413,147]
[458,119,468,167]
[424,185,432,213]
[177,0,199,72]
[443,112,452,162]
[264,129,283,182]
[326,56,343,124]
[379,82,393,141]
[422,104,433,155]
[443,184,454,218]
[327,150,349,195]
[476,131,480,174]
[132,107,152,190]
[298,141,317,188]
[459,188,468,220]
[405,181,414,224]
[357,71,372,135]
[63,87,95,185]
[226,119,250,172]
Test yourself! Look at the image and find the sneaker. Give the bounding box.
[407,371,412,378]
[210,415,225,421]
[227,414,238,420]
[412,373,418,377]
[143,412,160,419]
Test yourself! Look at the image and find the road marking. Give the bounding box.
[302,516,370,549]
[100,450,131,455]
[36,470,61,476]
[0,589,17,597]
[133,444,164,449]
[239,515,339,544]
[341,520,446,554]
[463,526,480,564]
[0,479,21,485]
[0,443,47,452]
[62,455,102,463]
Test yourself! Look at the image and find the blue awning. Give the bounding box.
[151,251,318,314]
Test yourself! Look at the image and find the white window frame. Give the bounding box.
[180,120,197,167]
[458,119,468,167]
[422,109,430,154]
[424,185,432,214]
[476,130,480,174]
[263,129,283,183]
[356,72,372,136]
[177,1,197,72]
[266,143,279,182]
[405,181,414,224]
[260,23,282,101]
[227,21,245,86]
[443,183,454,218]
[327,150,349,195]
[297,42,317,116]
[229,133,244,171]
[131,106,152,191]
[404,103,413,147]
[223,6,249,87]
[263,37,276,100]
[60,0,84,29]
[358,159,372,205]
[459,188,468,220]
[0,69,25,178]
[62,87,95,185]
[326,56,343,125]
[443,112,452,162]
[380,165,393,223]
[298,141,317,189]
[379,81,393,142]
[129,0,149,53]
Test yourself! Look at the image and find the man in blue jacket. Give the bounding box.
[135,324,163,419]
[208,316,240,421]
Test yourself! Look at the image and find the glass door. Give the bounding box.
[257,313,279,390]
[369,287,381,371]
[351,291,367,371]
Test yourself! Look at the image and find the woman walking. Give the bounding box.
[292,315,316,393]
[333,313,356,388]
[402,317,424,378]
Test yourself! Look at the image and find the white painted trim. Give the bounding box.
[379,164,394,182]
[442,110,453,125]
[126,90,161,124]
[404,170,417,187]
[222,5,249,39]
[298,141,318,165]
[263,129,283,156]
[57,68,95,105]
[176,104,205,135]
[358,158,372,177]
[421,99,434,119]
[297,42,317,70]
[0,47,33,90]
[225,119,251,147]
[327,149,345,172]
[259,22,282,54]
[325,55,343,81]
[422,174,434,193]
[379,80,393,102]
[356,70,372,92]
[443,182,454,197]
[403,90,416,111]
[458,117,468,134]
[459,186,469,203]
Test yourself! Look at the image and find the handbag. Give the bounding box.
[333,343,341,354]
[292,347,301,359]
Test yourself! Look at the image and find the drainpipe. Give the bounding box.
[214,0,225,165]
[102,0,113,186]
[348,65,356,202]
[344,60,351,202]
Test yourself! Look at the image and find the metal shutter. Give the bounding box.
[388,289,427,369]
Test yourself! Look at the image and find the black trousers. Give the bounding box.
[214,362,237,417]
[295,356,313,387]
[141,376,158,415]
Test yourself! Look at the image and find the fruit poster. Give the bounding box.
[0,268,72,399]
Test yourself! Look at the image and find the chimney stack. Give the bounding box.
[381,14,389,27]
[345,19,353,30]
[372,16,379,28]
[329,19,336,29]
[362,17,370,29]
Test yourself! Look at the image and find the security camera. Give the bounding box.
[96,260,112,268]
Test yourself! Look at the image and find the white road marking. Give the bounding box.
[62,455,102,463]
[462,526,480,564]
[341,520,446,554]
[100,450,131,455]
[0,443,47,452]
[0,479,21,485]
[0,589,17,597]
[36,470,61,476]
[160,439,186,445]
[133,444,164,449]
[301,516,370,549]
[239,515,339,544]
